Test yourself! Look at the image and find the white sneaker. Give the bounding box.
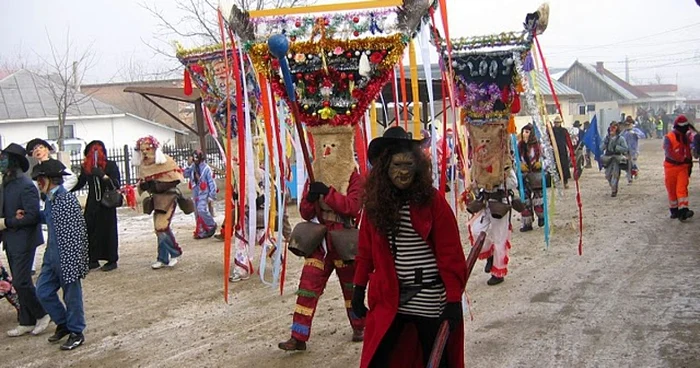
[167,257,179,267]
[151,261,166,270]
[7,325,34,337]
[229,270,250,282]
[32,314,51,335]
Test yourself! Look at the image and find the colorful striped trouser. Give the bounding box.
[291,248,365,342]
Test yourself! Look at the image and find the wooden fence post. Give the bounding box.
[123,144,131,186]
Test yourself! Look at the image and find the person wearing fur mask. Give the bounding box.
[278,125,365,351]
[518,124,544,232]
[184,149,217,240]
[133,136,186,269]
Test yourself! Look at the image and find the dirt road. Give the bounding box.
[2,139,699,368]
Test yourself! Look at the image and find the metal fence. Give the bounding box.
[69,138,224,194]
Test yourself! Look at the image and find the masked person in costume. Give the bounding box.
[31,159,89,350]
[184,150,217,239]
[278,125,365,351]
[550,116,572,188]
[601,122,629,197]
[134,136,186,269]
[518,124,545,232]
[352,126,467,368]
[71,141,121,272]
[25,138,78,191]
[0,143,51,337]
[664,115,695,221]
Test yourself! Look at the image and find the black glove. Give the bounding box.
[139,180,152,192]
[306,192,320,203]
[440,302,463,331]
[255,195,265,209]
[92,167,105,178]
[351,285,368,318]
[308,181,330,196]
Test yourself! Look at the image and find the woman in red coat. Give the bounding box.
[352,127,468,368]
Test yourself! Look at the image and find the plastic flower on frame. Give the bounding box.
[294,53,307,63]
[333,46,344,56]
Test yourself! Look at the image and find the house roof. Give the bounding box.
[0,69,186,134]
[0,69,121,120]
[571,61,649,100]
[636,84,678,93]
[529,70,582,98]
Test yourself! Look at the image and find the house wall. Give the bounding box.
[0,115,178,151]
[559,64,623,102]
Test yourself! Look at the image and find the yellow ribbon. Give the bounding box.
[409,40,421,138]
[370,100,378,139]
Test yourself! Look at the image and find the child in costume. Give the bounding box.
[184,149,218,239]
[134,136,186,269]
[353,126,467,368]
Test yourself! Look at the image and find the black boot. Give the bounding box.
[520,225,533,232]
[538,217,545,227]
[670,208,679,219]
[487,276,504,286]
[88,262,100,270]
[484,256,493,273]
[679,208,694,221]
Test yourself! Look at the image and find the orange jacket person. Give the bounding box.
[663,115,695,221]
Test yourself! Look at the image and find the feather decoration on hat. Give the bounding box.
[226,4,255,43]
[524,3,549,35]
[396,0,432,36]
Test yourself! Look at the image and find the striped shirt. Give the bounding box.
[393,204,446,318]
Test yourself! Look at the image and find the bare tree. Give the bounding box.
[114,57,172,121]
[140,0,310,62]
[38,29,97,151]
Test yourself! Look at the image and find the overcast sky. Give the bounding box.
[2,0,699,89]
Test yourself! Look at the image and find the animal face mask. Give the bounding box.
[139,142,156,165]
[388,152,416,190]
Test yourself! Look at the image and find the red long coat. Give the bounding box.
[354,189,468,368]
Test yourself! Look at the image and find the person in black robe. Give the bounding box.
[71,141,120,271]
[550,116,572,187]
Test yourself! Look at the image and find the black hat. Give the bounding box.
[367,126,426,164]
[31,159,70,180]
[84,140,106,157]
[1,143,30,172]
[26,138,55,154]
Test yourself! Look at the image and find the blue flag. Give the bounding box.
[583,115,603,170]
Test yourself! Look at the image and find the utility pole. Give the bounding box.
[625,56,629,83]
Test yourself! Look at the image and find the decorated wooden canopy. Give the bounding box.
[176,46,260,138]
[242,0,433,128]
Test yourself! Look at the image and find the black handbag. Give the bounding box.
[96,178,123,208]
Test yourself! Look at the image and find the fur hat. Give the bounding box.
[133,136,167,166]
[1,143,30,172]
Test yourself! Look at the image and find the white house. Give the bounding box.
[0,69,187,154]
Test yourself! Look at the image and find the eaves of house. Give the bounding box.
[0,69,186,134]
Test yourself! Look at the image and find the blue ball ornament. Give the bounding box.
[268,34,290,60]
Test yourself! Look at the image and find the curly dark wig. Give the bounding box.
[363,144,434,235]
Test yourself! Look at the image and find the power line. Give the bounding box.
[547,22,700,56]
